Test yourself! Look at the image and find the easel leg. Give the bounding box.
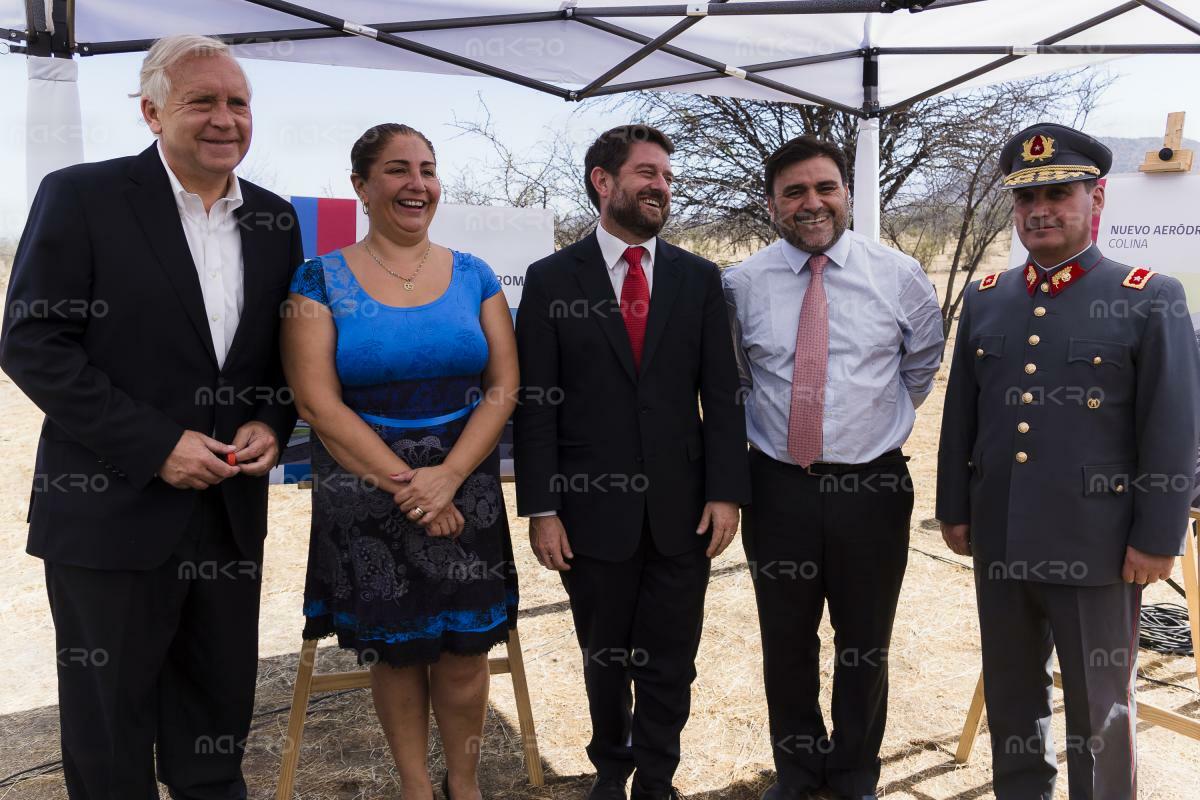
[505,628,544,786]
[955,671,987,764]
[276,639,318,800]
[1183,521,1200,692]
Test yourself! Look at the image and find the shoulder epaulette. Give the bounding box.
[978,273,1000,291]
[1121,267,1157,291]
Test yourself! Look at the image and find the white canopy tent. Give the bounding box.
[5,0,1200,240]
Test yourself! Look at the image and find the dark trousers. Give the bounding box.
[743,449,912,797]
[45,490,262,800]
[560,514,711,794]
[976,575,1142,800]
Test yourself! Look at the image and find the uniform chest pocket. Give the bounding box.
[970,334,1005,362]
[1067,339,1131,371]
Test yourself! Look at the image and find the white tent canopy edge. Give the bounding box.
[5,0,1200,240]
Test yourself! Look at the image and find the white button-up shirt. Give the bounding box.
[157,142,245,368]
[723,228,945,465]
[595,221,657,297]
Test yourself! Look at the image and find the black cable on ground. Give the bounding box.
[1139,603,1195,656]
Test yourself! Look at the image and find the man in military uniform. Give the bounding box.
[937,123,1200,799]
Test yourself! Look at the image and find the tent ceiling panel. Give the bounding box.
[5,0,1198,113]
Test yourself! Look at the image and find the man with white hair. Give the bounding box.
[1,35,301,798]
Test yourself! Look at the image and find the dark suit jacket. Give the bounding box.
[513,231,751,562]
[936,245,1200,586]
[0,144,301,570]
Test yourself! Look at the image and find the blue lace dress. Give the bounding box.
[289,249,518,666]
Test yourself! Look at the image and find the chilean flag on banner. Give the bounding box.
[291,196,368,258]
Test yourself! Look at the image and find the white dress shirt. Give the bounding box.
[595,221,657,297]
[525,223,659,519]
[157,142,245,369]
[723,228,945,465]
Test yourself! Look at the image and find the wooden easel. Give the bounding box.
[954,515,1200,763]
[275,627,544,797]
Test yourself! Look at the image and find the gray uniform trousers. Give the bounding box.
[976,570,1142,800]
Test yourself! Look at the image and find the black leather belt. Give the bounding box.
[751,446,910,476]
[803,448,908,476]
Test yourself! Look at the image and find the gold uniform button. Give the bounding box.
[1015,452,1029,463]
[1028,335,1040,346]
[1024,363,1037,375]
[976,348,985,357]
[1034,306,1046,317]
[1040,282,1049,293]
[1017,422,1030,433]
[1115,484,1126,494]
[1021,392,1034,404]
[1092,356,1102,365]
[1087,397,1101,409]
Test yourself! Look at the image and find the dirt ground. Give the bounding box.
[1,263,1198,799]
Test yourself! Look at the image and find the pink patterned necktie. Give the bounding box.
[620,246,650,369]
[787,253,829,467]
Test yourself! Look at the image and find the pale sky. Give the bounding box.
[1,51,1197,240]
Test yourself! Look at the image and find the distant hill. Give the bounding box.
[1102,136,1199,174]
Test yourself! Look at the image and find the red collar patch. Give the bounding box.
[1048,263,1085,297]
[1023,263,1038,296]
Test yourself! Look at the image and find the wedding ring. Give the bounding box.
[412,506,425,518]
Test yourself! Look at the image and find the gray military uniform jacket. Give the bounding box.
[937,245,1200,586]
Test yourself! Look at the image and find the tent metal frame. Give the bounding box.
[4,0,1200,117]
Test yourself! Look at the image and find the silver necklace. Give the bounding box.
[364,241,431,291]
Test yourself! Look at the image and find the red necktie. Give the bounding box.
[787,253,829,467]
[620,246,650,369]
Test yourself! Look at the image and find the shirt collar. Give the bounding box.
[156,140,243,213]
[1031,243,1092,274]
[780,229,852,275]
[595,221,657,271]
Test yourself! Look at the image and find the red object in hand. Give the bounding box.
[226,452,238,466]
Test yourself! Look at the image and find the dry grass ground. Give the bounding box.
[1,262,1197,799]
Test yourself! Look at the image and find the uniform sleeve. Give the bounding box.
[936,294,977,525]
[897,260,945,408]
[1128,275,1200,555]
[289,257,329,306]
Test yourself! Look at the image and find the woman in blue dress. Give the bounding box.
[281,124,518,800]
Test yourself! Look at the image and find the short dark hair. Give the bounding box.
[351,123,436,177]
[764,135,849,196]
[583,125,675,211]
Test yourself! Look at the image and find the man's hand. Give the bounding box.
[231,421,280,477]
[529,515,573,571]
[1122,545,1175,585]
[940,521,971,557]
[698,501,740,559]
[159,430,240,489]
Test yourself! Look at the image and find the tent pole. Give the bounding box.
[24,0,84,205]
[573,0,969,18]
[876,44,1200,55]
[854,49,881,241]
[1136,0,1200,37]
[235,0,571,98]
[575,0,731,99]
[879,0,1141,114]
[583,47,863,97]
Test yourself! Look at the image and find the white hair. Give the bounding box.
[138,34,248,108]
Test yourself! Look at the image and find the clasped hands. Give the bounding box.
[391,464,466,538]
[159,422,278,489]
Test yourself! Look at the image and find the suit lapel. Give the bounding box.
[224,186,266,368]
[572,233,637,383]
[639,240,681,376]
[126,145,219,367]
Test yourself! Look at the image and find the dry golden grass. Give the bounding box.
[1,263,1197,799]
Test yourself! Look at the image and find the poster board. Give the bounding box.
[269,199,555,484]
